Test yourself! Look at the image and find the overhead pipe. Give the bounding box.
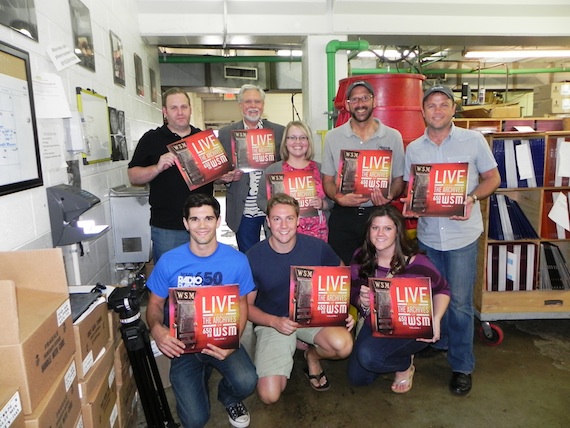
[159,55,302,64]
[326,40,370,129]
[350,67,570,75]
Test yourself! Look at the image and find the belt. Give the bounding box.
[333,205,376,216]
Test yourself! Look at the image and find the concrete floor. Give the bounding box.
[135,318,570,428]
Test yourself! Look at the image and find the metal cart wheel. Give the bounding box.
[479,322,504,346]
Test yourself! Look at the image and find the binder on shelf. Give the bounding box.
[492,137,545,188]
[540,243,570,290]
[486,242,537,291]
[488,194,539,241]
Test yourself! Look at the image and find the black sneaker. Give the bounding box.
[226,401,250,428]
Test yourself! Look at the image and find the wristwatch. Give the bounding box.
[470,193,479,203]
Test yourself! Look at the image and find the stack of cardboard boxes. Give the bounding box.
[0,249,81,428]
[533,82,570,116]
[0,249,139,428]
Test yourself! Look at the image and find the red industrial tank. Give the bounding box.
[334,73,426,147]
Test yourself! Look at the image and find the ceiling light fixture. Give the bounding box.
[277,49,302,57]
[465,49,570,59]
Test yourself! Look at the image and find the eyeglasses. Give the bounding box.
[347,95,373,104]
[286,135,308,142]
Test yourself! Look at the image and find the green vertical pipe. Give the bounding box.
[326,40,370,129]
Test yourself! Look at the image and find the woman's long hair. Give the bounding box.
[354,205,418,279]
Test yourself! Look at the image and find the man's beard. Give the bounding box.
[244,110,261,123]
[350,107,373,122]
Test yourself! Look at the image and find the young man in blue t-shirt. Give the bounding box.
[146,193,257,428]
[246,193,354,404]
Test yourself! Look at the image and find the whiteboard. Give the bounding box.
[76,87,111,164]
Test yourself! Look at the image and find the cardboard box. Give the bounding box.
[0,388,24,428]
[113,341,132,387]
[24,357,81,428]
[108,310,121,347]
[118,392,138,428]
[115,373,137,428]
[80,354,118,428]
[150,339,171,389]
[533,96,570,115]
[79,345,115,404]
[533,82,570,101]
[0,249,75,414]
[74,298,111,379]
[458,103,520,118]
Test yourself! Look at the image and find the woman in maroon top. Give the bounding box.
[348,205,450,393]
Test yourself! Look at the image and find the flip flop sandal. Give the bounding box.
[391,365,415,394]
[303,367,331,391]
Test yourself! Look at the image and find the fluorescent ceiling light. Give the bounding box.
[465,50,570,59]
[277,49,302,57]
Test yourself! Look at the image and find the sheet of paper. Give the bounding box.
[548,192,570,232]
[515,142,534,180]
[32,73,72,118]
[513,126,536,132]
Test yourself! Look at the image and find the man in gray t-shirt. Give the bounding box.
[322,80,405,265]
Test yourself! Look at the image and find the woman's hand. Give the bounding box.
[359,285,371,311]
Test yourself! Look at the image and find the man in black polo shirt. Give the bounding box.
[128,87,214,262]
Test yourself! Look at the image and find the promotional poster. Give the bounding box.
[168,285,240,353]
[289,266,350,327]
[368,277,433,339]
[404,162,469,217]
[336,149,392,197]
[167,129,232,190]
[231,129,276,172]
[266,170,318,217]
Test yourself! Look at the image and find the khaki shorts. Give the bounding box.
[253,325,322,378]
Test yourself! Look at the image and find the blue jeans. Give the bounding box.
[151,226,189,262]
[347,321,428,386]
[236,215,266,253]
[419,239,478,374]
[170,346,257,428]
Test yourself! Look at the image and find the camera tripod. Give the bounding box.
[109,285,178,427]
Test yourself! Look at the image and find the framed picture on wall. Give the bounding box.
[149,68,158,103]
[0,0,39,41]
[0,41,43,196]
[69,0,95,72]
[134,53,144,97]
[109,30,125,86]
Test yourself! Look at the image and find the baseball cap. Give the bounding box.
[346,80,375,100]
[423,85,454,102]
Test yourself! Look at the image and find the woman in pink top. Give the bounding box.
[257,121,330,241]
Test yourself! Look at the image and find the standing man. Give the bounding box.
[146,193,257,428]
[322,80,405,265]
[246,193,354,404]
[404,86,500,396]
[128,88,214,262]
[218,84,285,253]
